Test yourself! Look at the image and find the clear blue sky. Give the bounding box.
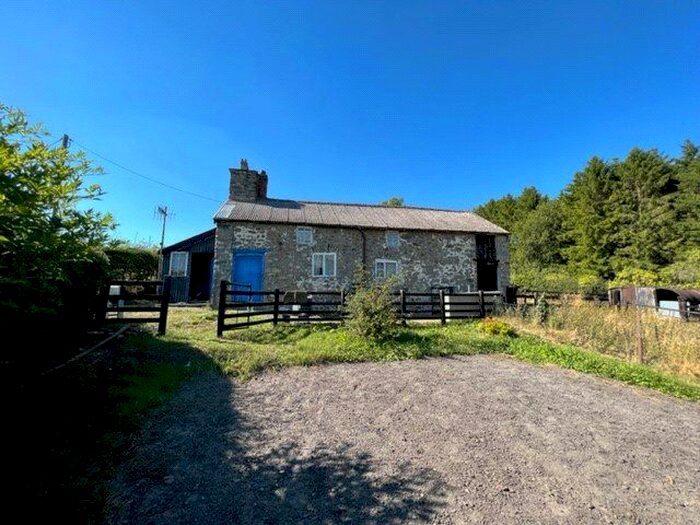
[2,1,698,245]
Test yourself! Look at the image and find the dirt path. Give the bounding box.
[106,355,700,524]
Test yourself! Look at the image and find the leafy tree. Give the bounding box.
[474,142,698,291]
[0,103,113,368]
[660,247,700,288]
[607,148,679,273]
[474,186,545,233]
[379,196,405,207]
[560,156,618,279]
[675,140,700,246]
[512,199,566,269]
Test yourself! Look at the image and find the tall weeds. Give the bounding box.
[500,297,700,382]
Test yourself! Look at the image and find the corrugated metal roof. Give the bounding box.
[163,228,216,253]
[214,199,508,234]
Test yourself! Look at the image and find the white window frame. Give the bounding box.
[296,226,313,246]
[312,252,336,278]
[375,259,399,279]
[169,251,189,277]
[385,230,400,248]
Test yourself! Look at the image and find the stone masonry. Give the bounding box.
[212,221,509,305]
[211,161,509,305]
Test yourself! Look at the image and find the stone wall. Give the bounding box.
[212,221,510,305]
[228,167,267,201]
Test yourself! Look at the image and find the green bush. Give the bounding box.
[343,266,399,343]
[477,317,516,337]
[105,243,159,280]
[0,103,113,374]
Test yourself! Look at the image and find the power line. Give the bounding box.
[71,139,221,203]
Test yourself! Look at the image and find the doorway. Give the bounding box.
[188,253,214,302]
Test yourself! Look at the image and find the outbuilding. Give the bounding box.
[161,229,215,303]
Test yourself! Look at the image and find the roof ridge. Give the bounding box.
[256,197,473,214]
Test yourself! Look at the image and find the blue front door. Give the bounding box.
[232,249,264,302]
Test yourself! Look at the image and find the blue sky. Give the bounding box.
[2,1,698,245]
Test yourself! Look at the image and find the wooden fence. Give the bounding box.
[96,278,171,335]
[217,280,503,335]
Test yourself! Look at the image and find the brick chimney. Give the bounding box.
[229,159,268,202]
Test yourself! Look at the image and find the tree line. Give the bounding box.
[474,142,700,292]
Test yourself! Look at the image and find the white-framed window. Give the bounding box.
[169,251,189,277]
[386,230,400,248]
[312,252,336,277]
[375,259,399,279]
[296,226,313,245]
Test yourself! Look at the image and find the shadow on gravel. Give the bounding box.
[108,368,446,524]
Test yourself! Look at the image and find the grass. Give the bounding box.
[16,327,219,523]
[500,298,700,382]
[22,305,699,521]
[155,307,700,401]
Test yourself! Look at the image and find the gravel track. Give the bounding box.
[106,355,700,524]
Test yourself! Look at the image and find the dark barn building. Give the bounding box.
[161,229,215,303]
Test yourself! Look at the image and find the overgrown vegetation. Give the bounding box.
[104,241,159,280]
[500,298,700,382]
[156,308,700,400]
[344,266,399,342]
[474,141,700,291]
[0,103,114,373]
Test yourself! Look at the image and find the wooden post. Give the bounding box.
[478,290,485,318]
[635,305,645,364]
[399,289,406,318]
[158,277,171,335]
[273,289,280,326]
[95,284,110,327]
[439,290,446,325]
[217,280,228,337]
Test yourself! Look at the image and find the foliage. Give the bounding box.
[0,103,113,369]
[534,293,549,325]
[660,247,700,288]
[343,266,399,342]
[477,317,516,337]
[379,196,405,207]
[475,142,700,291]
[105,242,159,280]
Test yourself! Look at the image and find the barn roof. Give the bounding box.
[214,199,508,234]
[162,228,216,253]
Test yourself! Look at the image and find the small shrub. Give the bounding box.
[344,266,399,342]
[535,293,549,325]
[478,317,516,337]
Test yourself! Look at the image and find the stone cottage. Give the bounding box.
[211,161,509,304]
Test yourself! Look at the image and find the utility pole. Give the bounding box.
[156,206,169,278]
[61,134,71,149]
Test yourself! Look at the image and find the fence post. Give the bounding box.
[158,277,171,335]
[95,283,110,327]
[217,280,228,337]
[635,305,645,364]
[439,290,446,325]
[399,289,406,317]
[478,290,485,318]
[273,289,280,326]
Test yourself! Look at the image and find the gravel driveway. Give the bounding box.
[106,355,700,524]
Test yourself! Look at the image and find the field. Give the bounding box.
[500,298,700,382]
